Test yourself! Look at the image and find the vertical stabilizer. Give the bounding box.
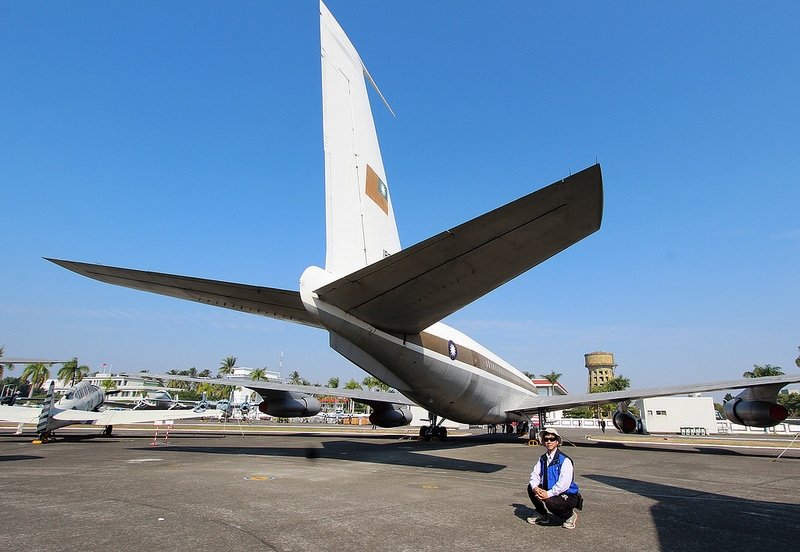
[320,1,401,276]
[35,381,56,438]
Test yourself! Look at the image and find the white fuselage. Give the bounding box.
[48,381,106,430]
[301,266,537,424]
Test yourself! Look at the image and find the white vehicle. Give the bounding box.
[49,2,800,441]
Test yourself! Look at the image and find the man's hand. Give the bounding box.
[534,486,549,501]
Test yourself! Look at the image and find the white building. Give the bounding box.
[635,396,717,435]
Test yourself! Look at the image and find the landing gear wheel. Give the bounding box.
[419,425,431,441]
[102,425,113,437]
[431,426,447,442]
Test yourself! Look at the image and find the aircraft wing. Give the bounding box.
[0,405,43,424]
[0,358,68,365]
[45,258,323,329]
[315,164,603,334]
[507,374,800,415]
[146,374,418,407]
[52,408,222,425]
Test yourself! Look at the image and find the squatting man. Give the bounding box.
[526,427,582,529]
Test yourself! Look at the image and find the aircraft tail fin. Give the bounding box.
[35,381,56,438]
[320,1,401,276]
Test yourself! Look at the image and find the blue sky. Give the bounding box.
[2,1,798,395]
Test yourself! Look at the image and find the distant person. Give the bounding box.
[600,419,606,433]
[526,427,582,529]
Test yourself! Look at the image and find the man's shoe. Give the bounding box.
[526,513,548,525]
[562,512,578,529]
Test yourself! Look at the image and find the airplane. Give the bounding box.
[0,380,221,442]
[46,1,800,441]
[104,388,191,410]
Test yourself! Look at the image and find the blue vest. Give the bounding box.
[539,449,579,495]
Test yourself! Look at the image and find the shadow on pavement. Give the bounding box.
[586,474,800,551]
[129,433,511,473]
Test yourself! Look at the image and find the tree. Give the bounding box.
[58,357,90,386]
[218,356,237,377]
[777,392,800,417]
[362,376,390,392]
[343,378,362,390]
[523,371,536,379]
[722,393,734,404]
[541,371,562,396]
[166,369,190,391]
[742,364,784,378]
[0,345,14,381]
[593,376,632,393]
[100,378,117,392]
[562,406,595,419]
[249,368,268,381]
[288,371,303,385]
[20,363,50,398]
[589,375,632,418]
[327,377,340,388]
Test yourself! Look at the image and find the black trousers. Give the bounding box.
[527,484,579,520]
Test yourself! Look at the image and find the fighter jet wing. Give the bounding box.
[315,164,603,334]
[146,374,417,407]
[507,374,800,415]
[45,259,323,329]
[0,405,42,424]
[52,408,222,424]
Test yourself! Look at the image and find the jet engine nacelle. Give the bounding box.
[258,396,321,418]
[724,398,788,428]
[368,405,413,428]
[612,411,639,434]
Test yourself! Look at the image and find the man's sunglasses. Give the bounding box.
[542,437,558,442]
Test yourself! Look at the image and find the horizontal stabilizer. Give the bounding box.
[46,259,322,328]
[316,164,603,334]
[0,405,42,424]
[53,408,221,425]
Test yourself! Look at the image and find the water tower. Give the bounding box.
[585,351,617,391]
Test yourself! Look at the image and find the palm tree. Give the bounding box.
[20,363,50,398]
[327,377,340,388]
[742,364,784,378]
[249,368,268,381]
[541,371,562,397]
[100,378,117,392]
[218,356,237,377]
[165,369,189,390]
[722,393,734,404]
[0,345,13,381]
[362,376,380,391]
[196,382,217,399]
[58,357,90,386]
[288,370,303,385]
[343,378,362,390]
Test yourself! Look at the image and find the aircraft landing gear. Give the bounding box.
[418,412,448,442]
[102,425,113,436]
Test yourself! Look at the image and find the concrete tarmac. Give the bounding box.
[1,426,797,552]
